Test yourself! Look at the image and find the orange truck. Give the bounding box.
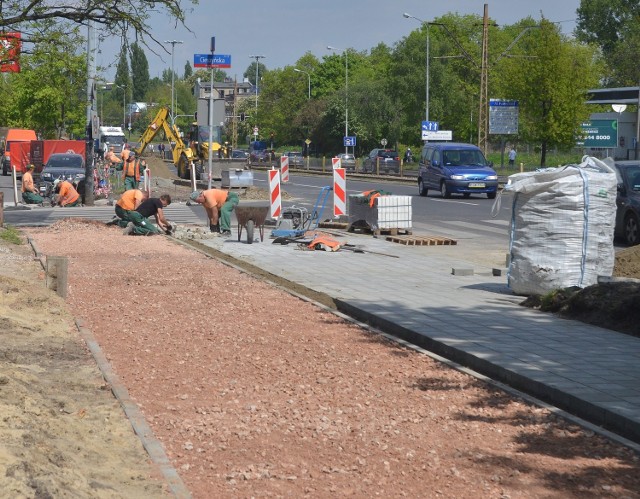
[1,128,37,177]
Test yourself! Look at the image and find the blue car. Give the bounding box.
[418,142,498,199]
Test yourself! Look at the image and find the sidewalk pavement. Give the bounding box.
[196,227,640,447]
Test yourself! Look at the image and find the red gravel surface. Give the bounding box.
[25,220,640,498]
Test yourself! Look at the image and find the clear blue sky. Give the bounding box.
[98,0,582,81]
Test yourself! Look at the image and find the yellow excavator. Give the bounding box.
[133,106,222,179]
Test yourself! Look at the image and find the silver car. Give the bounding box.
[337,153,357,172]
[39,153,85,197]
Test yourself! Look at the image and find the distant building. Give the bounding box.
[193,78,254,128]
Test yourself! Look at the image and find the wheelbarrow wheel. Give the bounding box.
[246,219,255,244]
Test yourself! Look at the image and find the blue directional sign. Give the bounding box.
[193,54,231,68]
[344,136,356,147]
[421,121,439,132]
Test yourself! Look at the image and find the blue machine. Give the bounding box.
[271,186,332,238]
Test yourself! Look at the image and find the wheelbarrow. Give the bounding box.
[235,201,271,244]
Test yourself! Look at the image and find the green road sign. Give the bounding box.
[580,120,618,148]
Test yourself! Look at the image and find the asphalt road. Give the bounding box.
[1,167,512,261]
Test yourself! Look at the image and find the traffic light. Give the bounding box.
[240,112,245,122]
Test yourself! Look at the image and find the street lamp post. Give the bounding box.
[327,46,349,155]
[294,68,311,99]
[164,40,183,125]
[403,13,430,123]
[248,54,266,128]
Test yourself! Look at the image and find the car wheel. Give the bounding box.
[2,163,7,176]
[624,212,640,246]
[418,178,428,197]
[487,192,496,199]
[440,182,451,199]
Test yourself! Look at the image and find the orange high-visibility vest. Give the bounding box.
[122,159,141,181]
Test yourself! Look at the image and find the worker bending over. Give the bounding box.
[104,146,122,170]
[52,179,80,207]
[189,188,239,236]
[122,194,172,236]
[114,188,148,226]
[21,164,44,205]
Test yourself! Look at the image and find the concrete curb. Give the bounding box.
[75,318,192,499]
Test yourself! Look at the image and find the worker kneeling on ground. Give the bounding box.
[122,193,172,236]
[21,164,44,205]
[52,178,81,207]
[122,151,143,191]
[190,188,239,236]
[114,188,148,226]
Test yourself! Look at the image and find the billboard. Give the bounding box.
[0,32,21,73]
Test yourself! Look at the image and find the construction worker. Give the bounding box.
[52,179,80,207]
[120,143,131,163]
[123,194,172,236]
[189,188,239,236]
[104,146,123,170]
[122,151,143,191]
[21,164,44,205]
[113,188,148,227]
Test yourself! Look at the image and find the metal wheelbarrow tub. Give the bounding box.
[235,202,270,244]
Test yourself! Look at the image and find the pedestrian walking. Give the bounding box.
[508,147,517,168]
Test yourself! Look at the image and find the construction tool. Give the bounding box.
[271,186,332,238]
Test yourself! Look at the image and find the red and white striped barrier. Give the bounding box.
[333,167,346,217]
[332,157,341,169]
[269,168,282,219]
[280,155,290,183]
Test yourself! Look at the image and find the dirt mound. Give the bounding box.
[522,245,640,337]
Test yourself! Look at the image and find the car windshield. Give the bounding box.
[380,151,397,158]
[442,149,487,166]
[46,156,83,168]
[104,135,125,146]
[625,167,640,191]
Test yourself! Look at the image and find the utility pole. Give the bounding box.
[232,77,238,149]
[248,55,266,128]
[84,21,96,206]
[478,3,489,155]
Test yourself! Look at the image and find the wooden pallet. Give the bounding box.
[374,227,412,236]
[386,235,457,246]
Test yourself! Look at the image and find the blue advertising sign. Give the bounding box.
[193,54,231,68]
[489,99,519,134]
[344,136,356,147]
[421,121,439,132]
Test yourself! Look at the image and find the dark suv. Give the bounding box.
[418,142,498,199]
[363,149,400,174]
[613,161,640,246]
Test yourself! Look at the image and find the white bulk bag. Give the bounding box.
[502,156,617,296]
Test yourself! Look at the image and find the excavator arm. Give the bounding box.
[134,106,196,179]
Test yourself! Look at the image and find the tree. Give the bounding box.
[0,1,194,53]
[130,42,150,101]
[576,0,640,85]
[1,28,86,138]
[244,62,268,87]
[183,61,193,80]
[499,20,600,165]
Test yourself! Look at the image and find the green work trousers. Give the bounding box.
[116,207,160,236]
[220,191,239,231]
[124,176,138,191]
[22,191,44,204]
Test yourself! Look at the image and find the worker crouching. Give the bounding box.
[122,193,172,236]
[189,188,239,236]
[114,188,148,227]
[52,179,81,207]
